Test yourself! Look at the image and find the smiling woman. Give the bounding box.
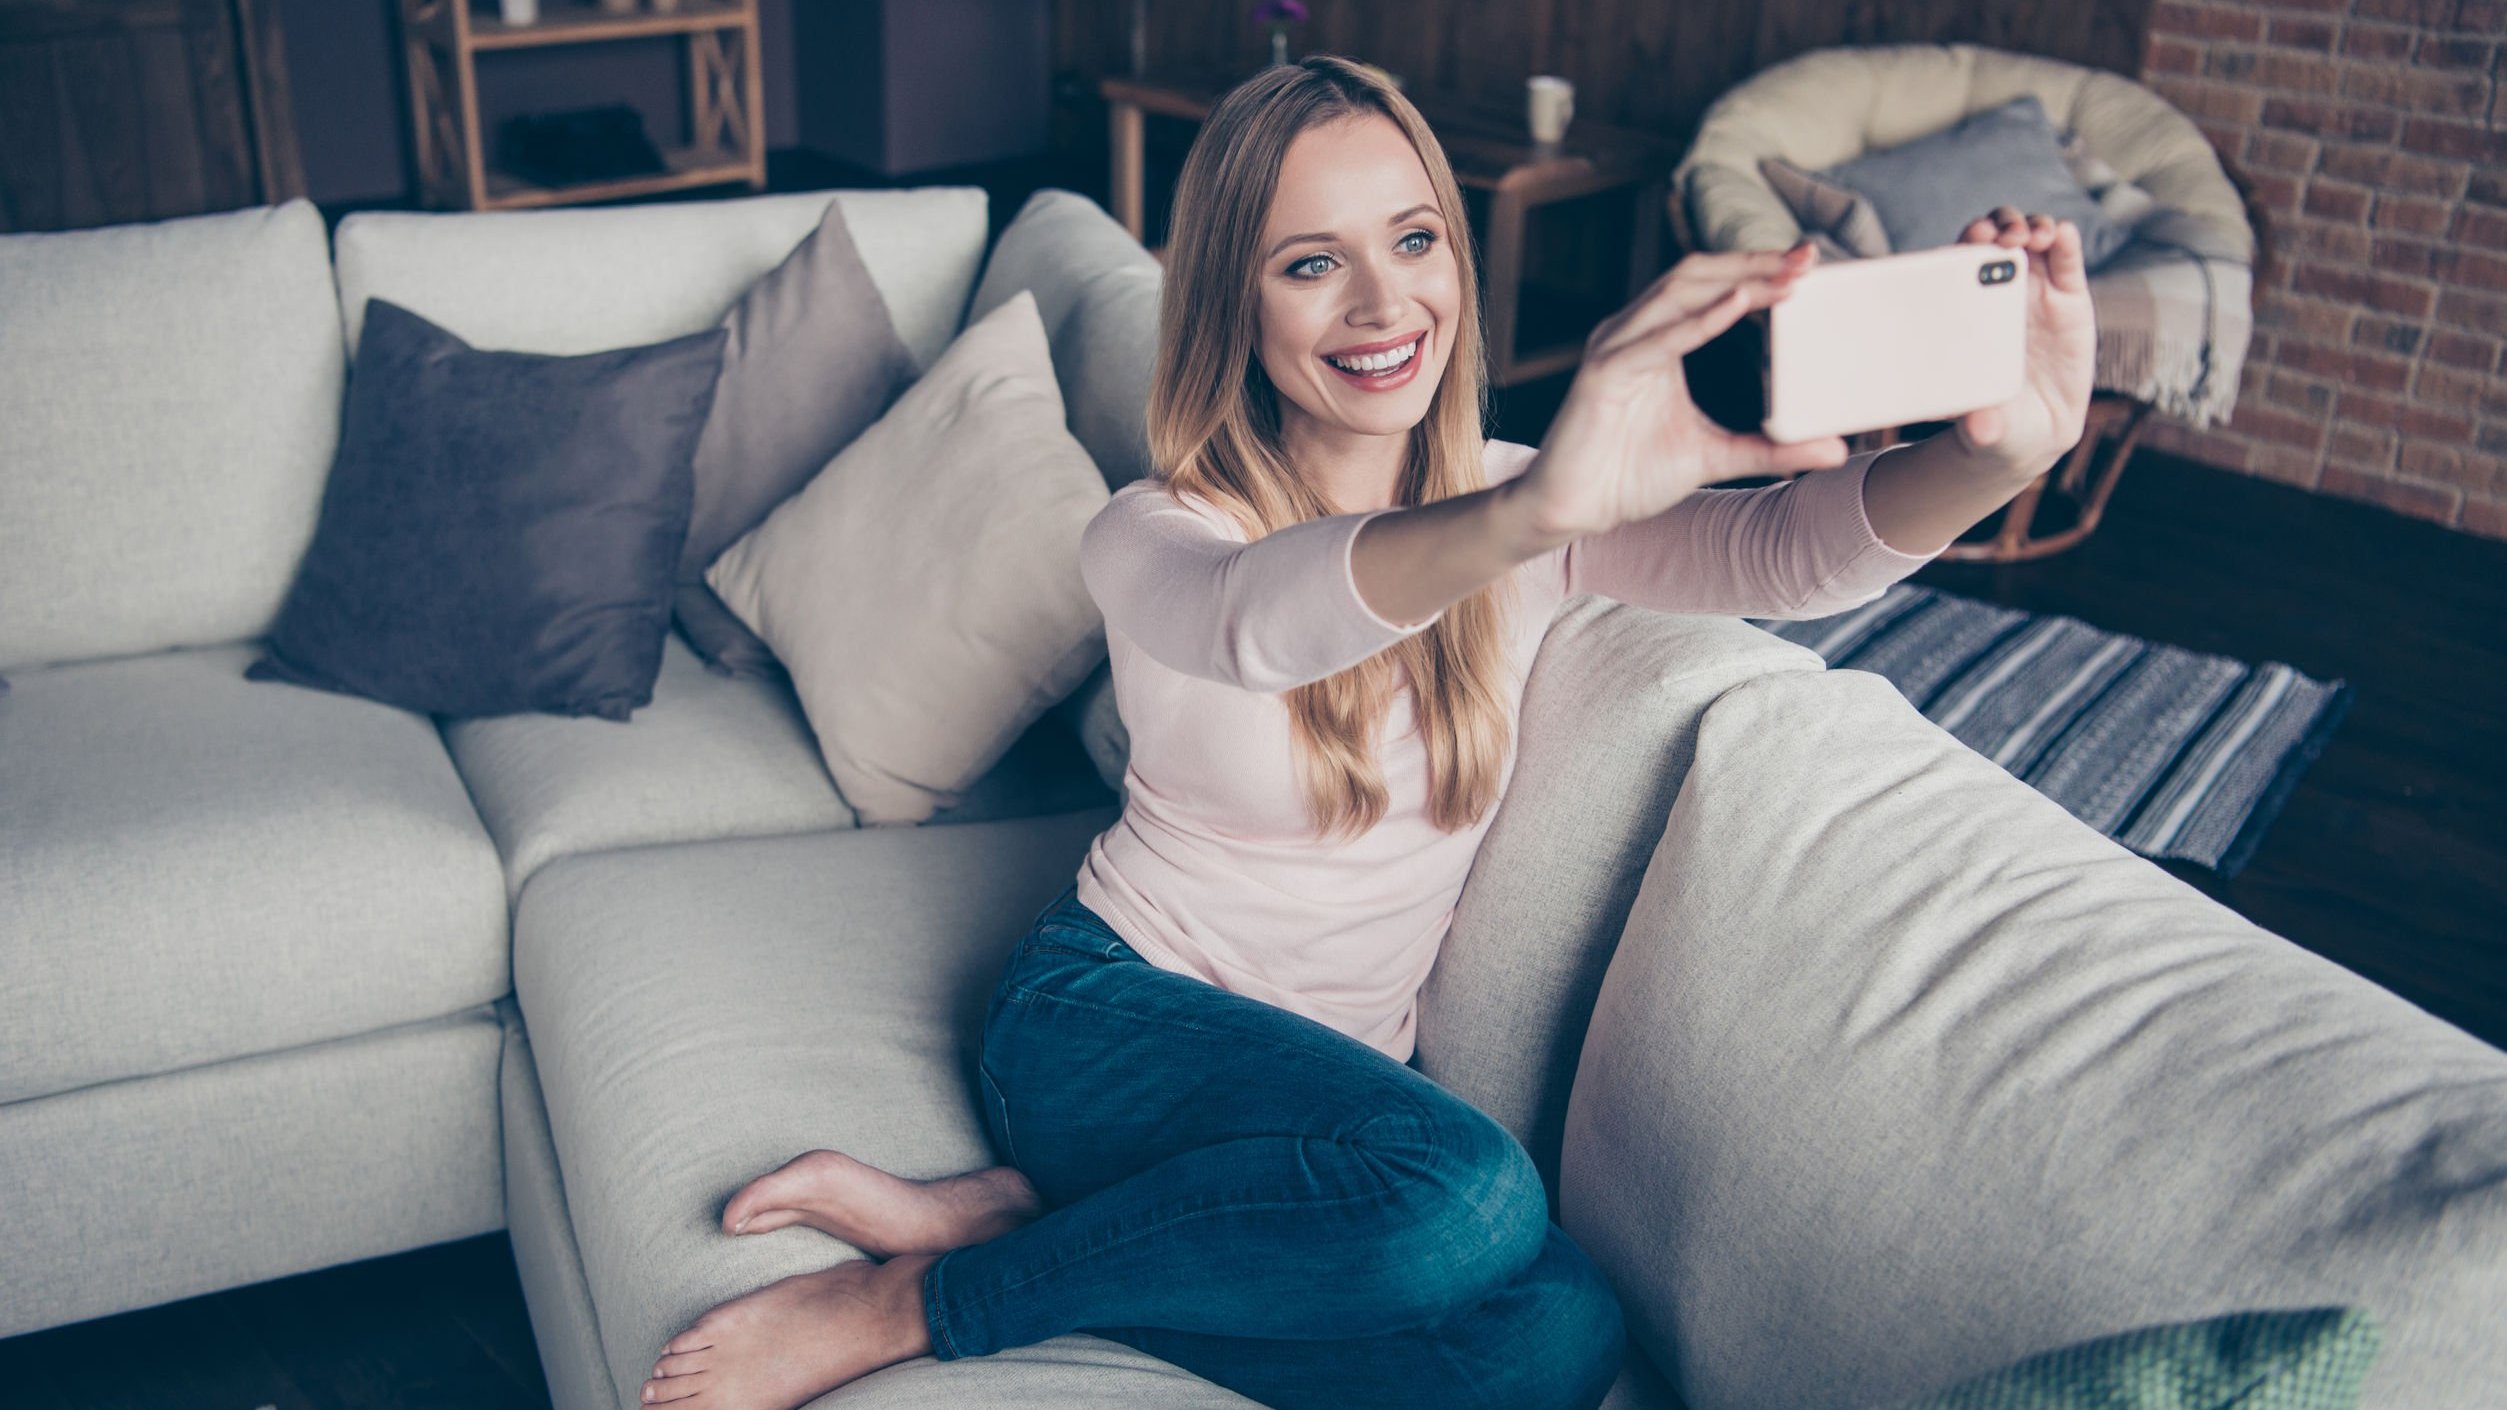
[635,52,2085,1410]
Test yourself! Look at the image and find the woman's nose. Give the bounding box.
[1344,258,1408,327]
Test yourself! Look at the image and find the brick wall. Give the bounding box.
[2139,0,2507,538]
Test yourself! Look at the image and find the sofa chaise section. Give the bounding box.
[505,808,1296,1408]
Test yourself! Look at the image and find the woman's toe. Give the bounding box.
[728,1205,803,1236]
[654,1350,707,1378]
[642,1374,702,1404]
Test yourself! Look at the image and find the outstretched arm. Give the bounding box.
[1082,482,1541,693]
[1558,443,1931,620]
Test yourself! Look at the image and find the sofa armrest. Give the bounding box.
[1415,598,1826,1191]
[1559,666,2507,1410]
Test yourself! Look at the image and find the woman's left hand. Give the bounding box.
[1951,207,2097,472]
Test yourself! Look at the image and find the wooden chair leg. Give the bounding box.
[1991,471,2051,558]
[2068,400,2150,542]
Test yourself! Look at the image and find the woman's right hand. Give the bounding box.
[1505,242,1852,546]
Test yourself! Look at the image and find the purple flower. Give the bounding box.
[1250,0,1308,26]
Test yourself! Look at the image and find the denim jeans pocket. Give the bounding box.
[1024,924,1130,960]
[1022,894,1140,961]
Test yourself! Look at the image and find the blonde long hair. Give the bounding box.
[1146,55,1520,844]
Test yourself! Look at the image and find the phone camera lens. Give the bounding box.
[1981,260,2016,284]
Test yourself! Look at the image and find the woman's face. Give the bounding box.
[1253,113,1461,447]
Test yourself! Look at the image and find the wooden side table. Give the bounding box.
[398,0,766,211]
[1100,70,1677,388]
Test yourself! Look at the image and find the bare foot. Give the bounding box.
[639,1251,937,1408]
[720,1149,1043,1258]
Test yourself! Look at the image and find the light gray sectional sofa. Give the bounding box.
[3,186,2501,1410]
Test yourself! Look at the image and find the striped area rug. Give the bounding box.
[1746,584,2351,877]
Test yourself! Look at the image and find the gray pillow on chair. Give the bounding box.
[1820,95,2134,270]
[673,198,918,680]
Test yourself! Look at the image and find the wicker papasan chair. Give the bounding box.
[1673,43,2262,562]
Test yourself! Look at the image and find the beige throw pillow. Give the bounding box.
[704,289,1111,824]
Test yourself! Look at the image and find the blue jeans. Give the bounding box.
[921,884,1626,1410]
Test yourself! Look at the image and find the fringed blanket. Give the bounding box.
[2071,147,2254,429]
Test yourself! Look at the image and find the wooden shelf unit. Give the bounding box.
[397,0,766,211]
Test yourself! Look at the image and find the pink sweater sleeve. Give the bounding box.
[1080,483,1441,693]
[1560,444,1935,619]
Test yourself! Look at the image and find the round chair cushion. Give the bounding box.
[1674,43,2252,266]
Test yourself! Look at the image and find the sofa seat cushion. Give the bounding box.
[1559,667,2507,1410]
[442,633,859,900]
[443,634,1119,901]
[0,645,507,1105]
[513,809,1285,1406]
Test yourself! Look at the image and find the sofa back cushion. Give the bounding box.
[965,189,1161,492]
[1415,599,1825,1194]
[1559,666,2507,1410]
[0,199,344,673]
[332,187,986,371]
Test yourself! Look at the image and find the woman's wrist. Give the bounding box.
[1490,469,1588,558]
[1941,424,2065,485]
[1348,479,1564,629]
[1861,430,2056,557]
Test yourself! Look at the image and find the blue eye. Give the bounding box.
[1287,229,1439,279]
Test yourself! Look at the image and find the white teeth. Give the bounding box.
[1326,335,1420,373]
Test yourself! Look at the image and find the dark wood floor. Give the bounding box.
[0,1234,549,1410]
[15,149,2501,1409]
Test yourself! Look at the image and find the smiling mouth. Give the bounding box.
[1320,332,1426,378]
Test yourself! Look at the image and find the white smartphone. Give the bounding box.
[1760,242,2029,444]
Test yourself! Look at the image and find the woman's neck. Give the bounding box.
[1283,420,1408,515]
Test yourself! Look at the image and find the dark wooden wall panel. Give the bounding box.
[0,0,303,233]
[1058,0,2152,156]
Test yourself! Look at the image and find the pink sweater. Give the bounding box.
[1073,438,1931,1061]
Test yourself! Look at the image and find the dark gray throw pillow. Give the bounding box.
[1821,95,2134,271]
[248,298,727,721]
[675,197,917,679]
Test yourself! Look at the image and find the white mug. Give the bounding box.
[1528,75,1575,145]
